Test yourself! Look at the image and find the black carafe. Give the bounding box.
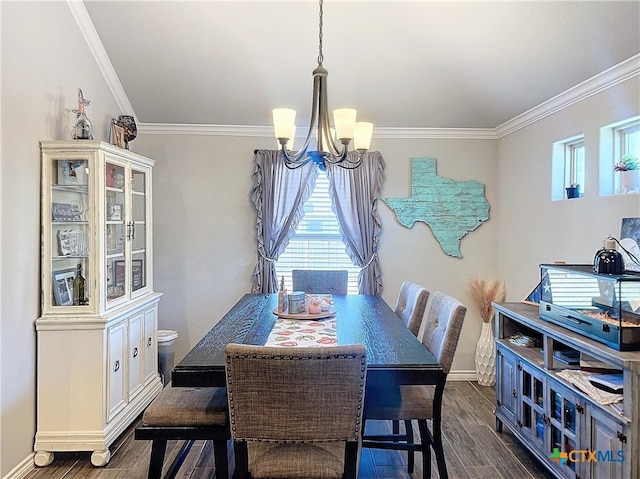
[593,238,624,275]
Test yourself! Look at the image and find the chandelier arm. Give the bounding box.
[316,71,330,154]
[325,149,365,168]
[278,70,323,165]
[344,153,364,168]
[282,153,313,169]
[317,73,344,157]
[323,149,349,165]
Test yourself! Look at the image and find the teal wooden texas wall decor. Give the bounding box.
[383,158,490,258]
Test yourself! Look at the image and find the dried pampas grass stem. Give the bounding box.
[468,277,506,323]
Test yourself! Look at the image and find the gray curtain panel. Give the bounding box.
[251,150,385,295]
[326,151,386,295]
[250,150,318,293]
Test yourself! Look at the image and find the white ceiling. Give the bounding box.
[83,0,640,131]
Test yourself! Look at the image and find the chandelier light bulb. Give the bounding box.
[333,108,357,141]
[354,122,374,151]
[273,108,296,141]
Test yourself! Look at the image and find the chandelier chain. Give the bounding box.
[317,0,324,66]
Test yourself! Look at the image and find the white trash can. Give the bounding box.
[157,330,178,386]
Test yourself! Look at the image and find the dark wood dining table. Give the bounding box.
[172,293,448,477]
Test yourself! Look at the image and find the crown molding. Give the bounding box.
[137,123,497,140]
[138,123,271,136]
[494,54,640,138]
[73,1,638,141]
[67,0,135,117]
[357,127,496,140]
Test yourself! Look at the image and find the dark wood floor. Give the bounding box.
[26,381,556,479]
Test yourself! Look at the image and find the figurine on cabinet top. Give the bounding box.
[71,89,93,140]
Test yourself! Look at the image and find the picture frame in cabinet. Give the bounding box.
[106,224,125,254]
[52,203,81,222]
[107,260,125,299]
[114,260,126,290]
[107,203,122,221]
[57,230,87,256]
[52,268,75,306]
[57,159,88,186]
[132,259,144,291]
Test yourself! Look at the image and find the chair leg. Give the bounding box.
[405,420,414,473]
[344,441,359,479]
[392,419,400,435]
[417,420,431,479]
[148,439,168,479]
[433,418,447,479]
[233,441,249,479]
[212,440,229,479]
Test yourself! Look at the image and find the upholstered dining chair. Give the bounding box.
[394,281,430,338]
[224,343,367,479]
[362,291,467,479]
[292,269,348,295]
[390,281,430,469]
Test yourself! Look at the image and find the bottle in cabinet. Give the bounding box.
[72,263,86,306]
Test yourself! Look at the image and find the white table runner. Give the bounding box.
[264,317,337,347]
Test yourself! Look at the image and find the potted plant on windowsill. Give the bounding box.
[615,154,640,193]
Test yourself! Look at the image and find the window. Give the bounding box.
[599,116,640,196]
[564,139,585,190]
[275,172,360,294]
[551,134,584,200]
[618,122,639,159]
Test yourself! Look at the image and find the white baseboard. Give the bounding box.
[2,454,34,479]
[448,370,482,381]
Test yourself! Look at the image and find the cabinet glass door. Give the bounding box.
[519,363,545,452]
[548,385,580,478]
[105,161,127,304]
[50,157,91,308]
[130,168,147,294]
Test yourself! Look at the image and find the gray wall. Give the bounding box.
[1,1,639,477]
[497,78,640,296]
[135,133,499,375]
[1,2,124,475]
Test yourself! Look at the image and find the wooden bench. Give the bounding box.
[135,385,230,479]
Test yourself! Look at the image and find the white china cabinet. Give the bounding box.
[35,141,163,467]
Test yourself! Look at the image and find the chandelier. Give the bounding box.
[273,0,373,170]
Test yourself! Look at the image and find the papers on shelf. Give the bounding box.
[588,373,623,392]
[556,370,622,405]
